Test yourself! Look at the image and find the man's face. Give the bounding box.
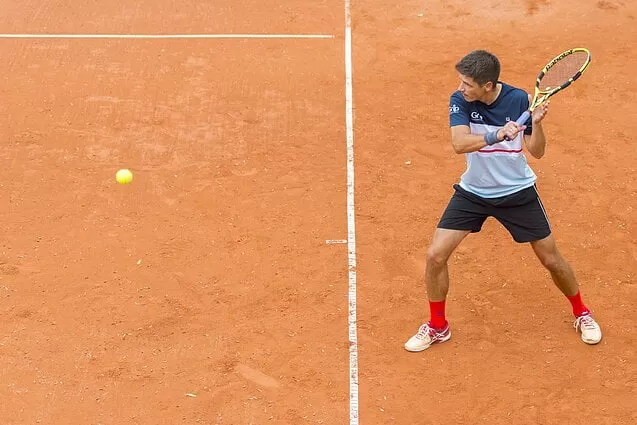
[457,74,492,102]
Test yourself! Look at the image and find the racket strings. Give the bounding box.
[539,51,589,91]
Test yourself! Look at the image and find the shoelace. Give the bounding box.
[574,315,597,331]
[416,324,433,340]
[417,323,447,340]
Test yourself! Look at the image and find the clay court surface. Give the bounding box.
[1,0,636,424]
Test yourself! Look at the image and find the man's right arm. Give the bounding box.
[450,125,499,154]
[448,93,497,154]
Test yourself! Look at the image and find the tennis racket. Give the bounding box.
[515,47,592,125]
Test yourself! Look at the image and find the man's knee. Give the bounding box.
[426,245,450,269]
[538,252,564,272]
[532,235,568,272]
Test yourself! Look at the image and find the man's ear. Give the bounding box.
[483,81,494,91]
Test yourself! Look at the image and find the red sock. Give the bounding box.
[429,300,447,329]
[566,291,590,317]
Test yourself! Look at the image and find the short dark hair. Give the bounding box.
[455,50,500,86]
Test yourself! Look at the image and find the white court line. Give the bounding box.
[325,239,348,244]
[344,1,359,424]
[0,33,333,39]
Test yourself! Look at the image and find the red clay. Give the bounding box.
[1,1,635,424]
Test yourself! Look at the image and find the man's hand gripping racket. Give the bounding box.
[516,47,592,126]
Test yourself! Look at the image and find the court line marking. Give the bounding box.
[0,33,334,39]
[325,239,348,244]
[344,1,359,424]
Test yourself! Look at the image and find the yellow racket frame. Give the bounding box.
[516,47,592,125]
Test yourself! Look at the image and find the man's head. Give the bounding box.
[455,50,501,102]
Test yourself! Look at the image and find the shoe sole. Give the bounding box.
[582,335,602,345]
[404,330,451,352]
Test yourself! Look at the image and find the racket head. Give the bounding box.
[530,48,591,109]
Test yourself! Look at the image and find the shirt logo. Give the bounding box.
[449,104,460,114]
[470,111,484,121]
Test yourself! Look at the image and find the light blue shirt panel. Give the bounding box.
[449,83,536,198]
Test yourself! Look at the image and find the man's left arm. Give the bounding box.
[523,100,550,159]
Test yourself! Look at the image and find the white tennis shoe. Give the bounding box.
[404,322,451,352]
[574,314,602,345]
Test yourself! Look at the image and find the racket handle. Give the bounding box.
[502,111,531,141]
[515,110,531,125]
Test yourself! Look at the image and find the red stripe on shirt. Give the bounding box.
[478,148,524,153]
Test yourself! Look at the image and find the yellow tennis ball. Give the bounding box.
[116,168,133,184]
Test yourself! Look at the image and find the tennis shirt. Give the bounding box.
[449,82,535,198]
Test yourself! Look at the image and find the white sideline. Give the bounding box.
[344,1,359,424]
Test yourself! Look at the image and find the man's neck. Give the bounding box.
[482,83,502,105]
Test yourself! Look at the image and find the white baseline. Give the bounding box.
[0,33,333,39]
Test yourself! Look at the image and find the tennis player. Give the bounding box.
[404,50,602,352]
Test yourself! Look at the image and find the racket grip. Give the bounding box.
[502,111,531,141]
[515,110,531,125]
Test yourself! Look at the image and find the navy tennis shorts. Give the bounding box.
[438,184,551,243]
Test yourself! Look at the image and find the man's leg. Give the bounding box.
[404,228,470,352]
[530,235,602,344]
[530,234,580,297]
